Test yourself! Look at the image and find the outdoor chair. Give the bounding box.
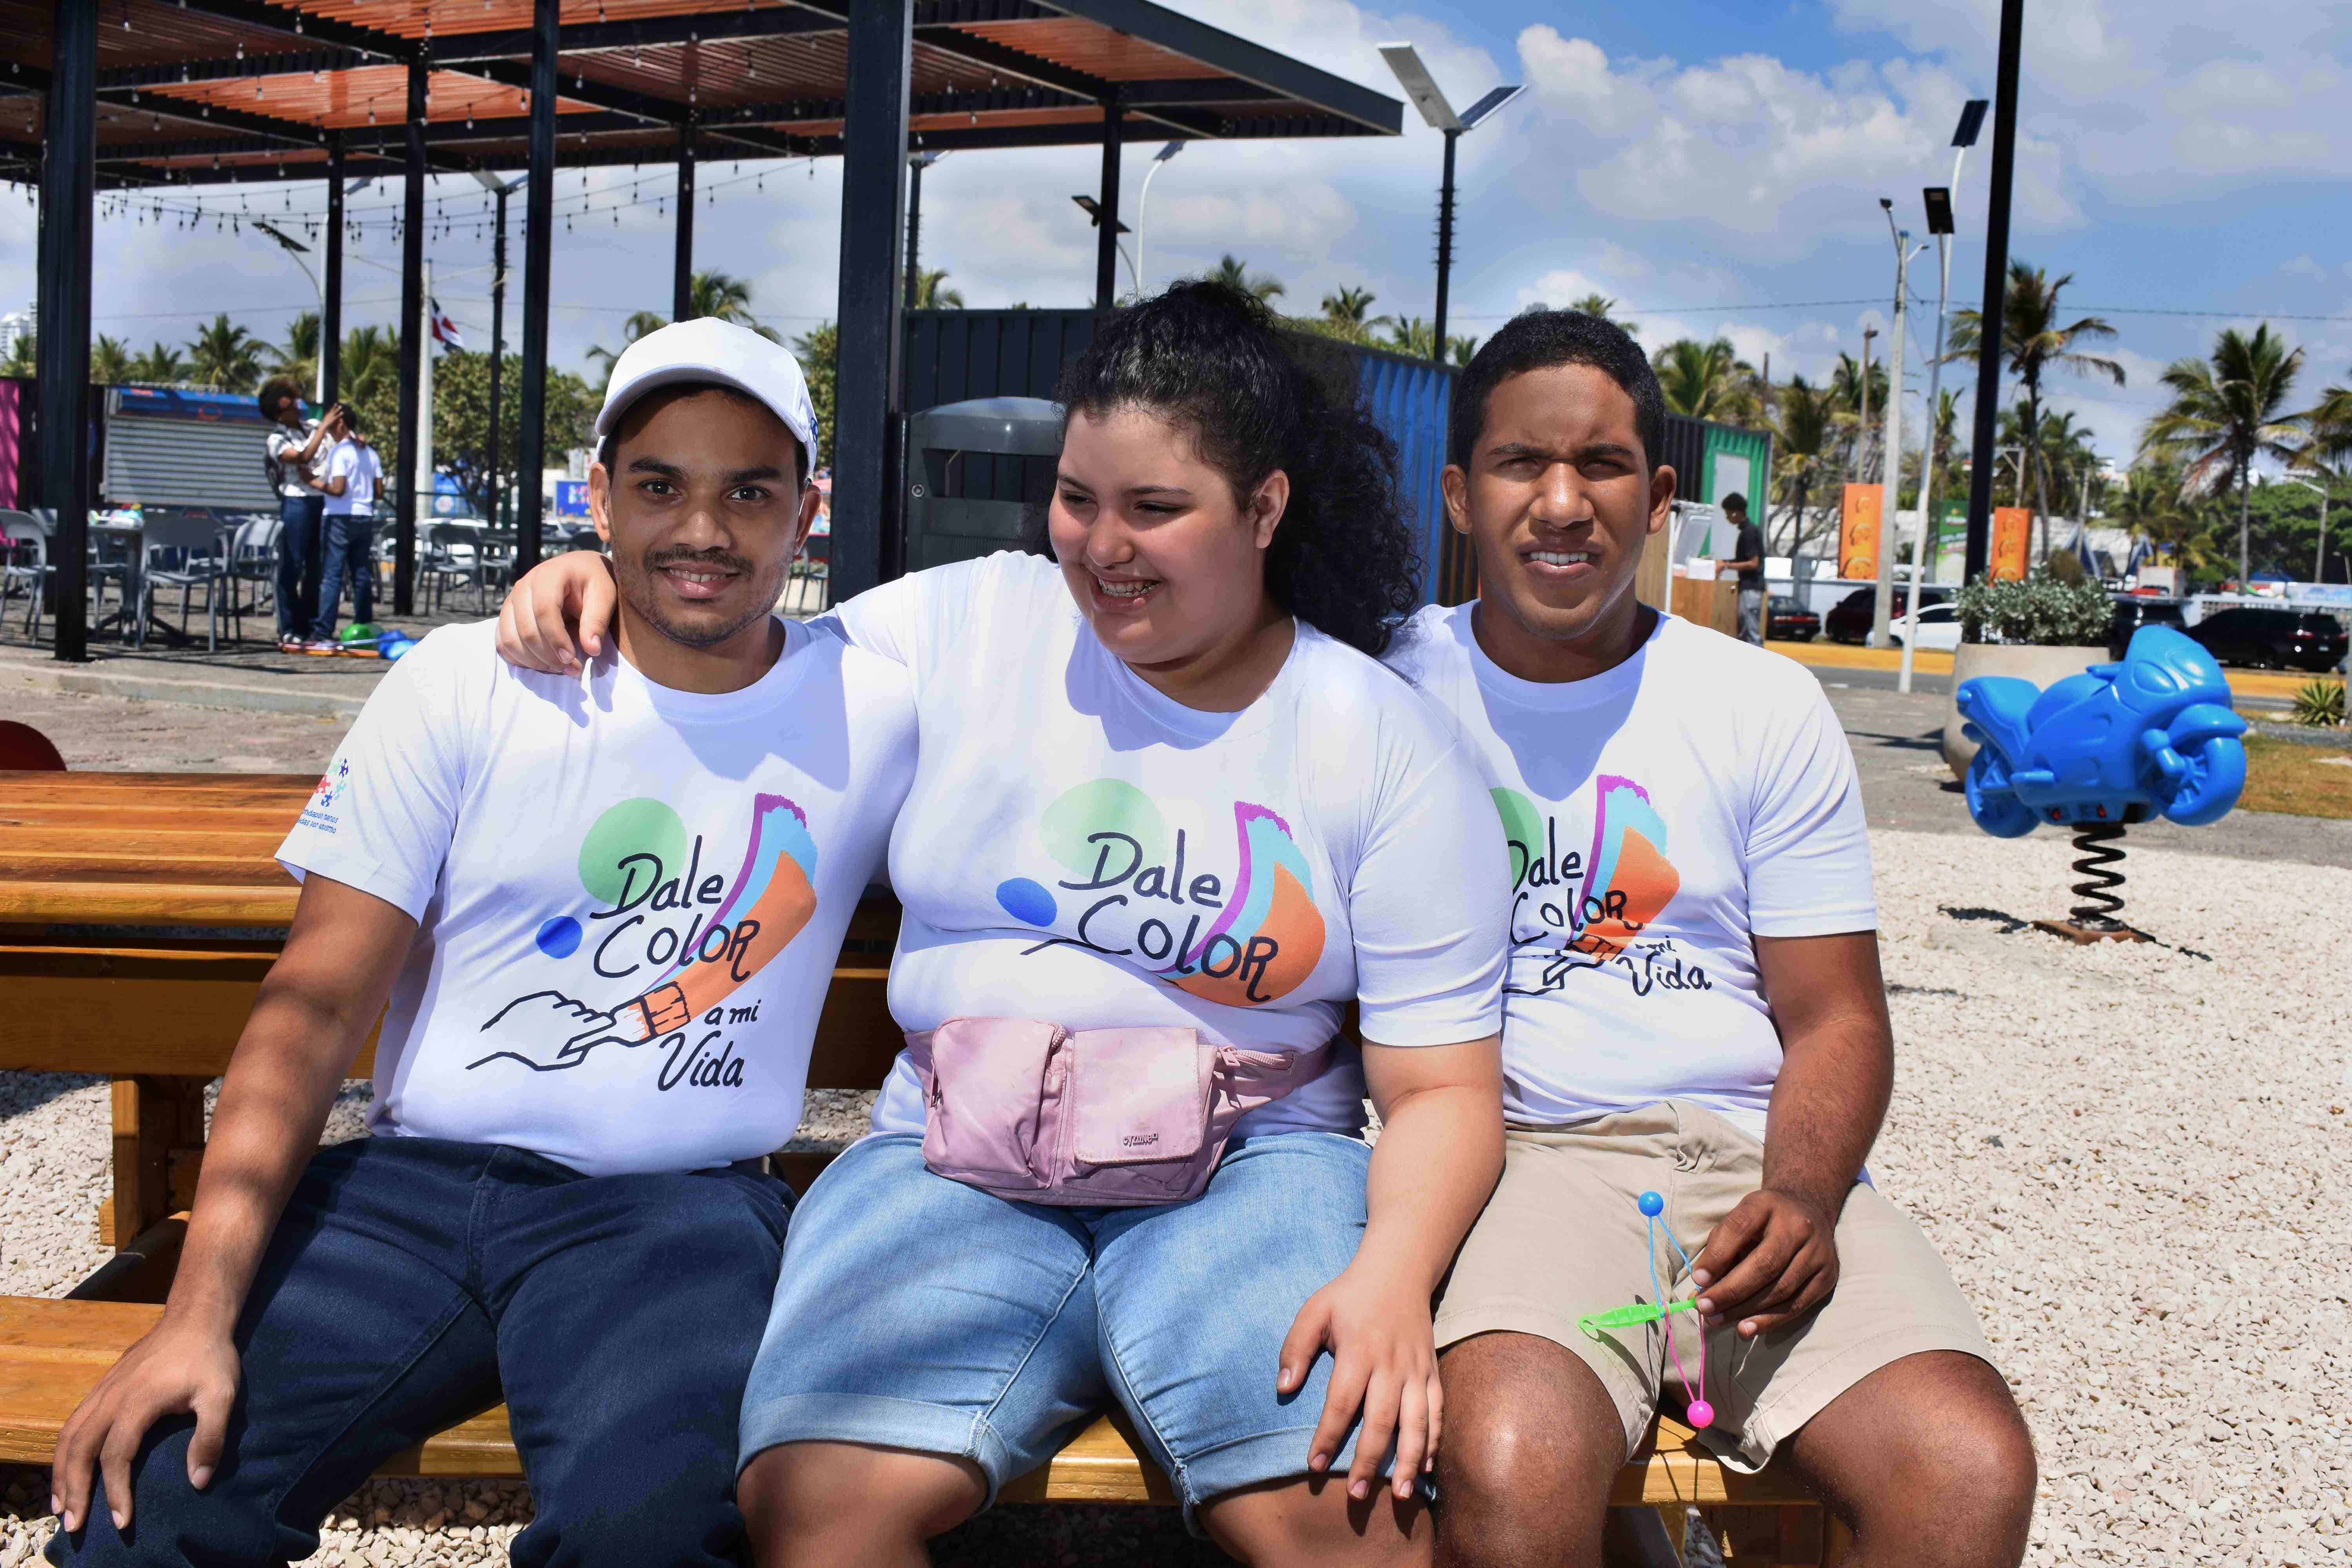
[421,524,488,615]
[133,514,232,652]
[0,511,53,638]
[218,514,281,641]
[83,516,138,632]
[788,532,831,614]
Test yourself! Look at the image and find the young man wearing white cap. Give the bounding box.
[47,321,917,1568]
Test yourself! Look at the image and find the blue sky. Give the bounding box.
[4,0,2348,468]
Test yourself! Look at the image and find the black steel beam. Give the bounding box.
[515,0,559,575]
[394,57,425,616]
[322,134,343,403]
[435,7,844,63]
[488,181,509,525]
[98,48,372,90]
[1042,0,1399,134]
[39,0,96,662]
[1964,0,2023,586]
[832,0,911,599]
[673,120,696,322]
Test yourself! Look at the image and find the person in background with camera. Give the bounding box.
[258,379,341,654]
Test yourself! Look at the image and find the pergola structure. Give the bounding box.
[6,0,1401,660]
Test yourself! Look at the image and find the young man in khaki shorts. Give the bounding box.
[1388,311,2037,1568]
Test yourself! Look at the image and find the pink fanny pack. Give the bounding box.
[905,1018,1333,1207]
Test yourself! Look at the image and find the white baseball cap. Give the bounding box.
[594,317,818,473]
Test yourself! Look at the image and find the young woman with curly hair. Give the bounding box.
[495,282,1508,1568]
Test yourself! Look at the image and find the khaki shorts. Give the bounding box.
[1435,1100,1997,1471]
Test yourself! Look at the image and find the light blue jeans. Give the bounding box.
[739,1129,1383,1530]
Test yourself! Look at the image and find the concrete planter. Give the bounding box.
[1941,643,2110,779]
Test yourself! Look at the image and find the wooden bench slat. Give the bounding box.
[0,770,318,793]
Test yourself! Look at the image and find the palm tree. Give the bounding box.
[1375,316,1477,366]
[338,324,397,406]
[682,270,760,326]
[1653,338,1760,424]
[269,311,320,392]
[90,334,133,385]
[1570,293,1637,336]
[910,268,964,309]
[1321,285,1377,331]
[134,341,188,384]
[2301,373,2352,473]
[1769,375,1835,556]
[184,314,264,392]
[2109,463,2184,566]
[1945,261,2125,561]
[2138,323,2307,584]
[586,310,670,389]
[1203,254,1284,303]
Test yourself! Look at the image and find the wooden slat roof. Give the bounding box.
[0,0,1400,188]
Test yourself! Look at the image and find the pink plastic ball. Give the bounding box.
[1686,1400,1715,1428]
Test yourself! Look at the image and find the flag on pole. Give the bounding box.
[428,299,464,349]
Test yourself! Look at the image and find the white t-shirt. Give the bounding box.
[1387,603,1874,1138]
[822,551,1509,1141]
[275,617,918,1177]
[322,438,381,516]
[266,420,320,499]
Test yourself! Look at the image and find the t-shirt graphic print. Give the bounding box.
[1388,603,1875,1139]
[991,779,1327,1010]
[467,788,821,1090]
[276,617,916,1177]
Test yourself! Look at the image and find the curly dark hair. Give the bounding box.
[1449,310,1666,473]
[1053,280,1421,658]
[256,377,305,424]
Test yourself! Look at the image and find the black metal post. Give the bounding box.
[672,120,697,323]
[488,183,507,526]
[904,153,924,309]
[322,136,344,405]
[831,0,912,602]
[38,0,96,662]
[393,55,427,615]
[1433,127,1458,356]
[515,0,558,575]
[1094,99,1123,309]
[1964,0,2024,584]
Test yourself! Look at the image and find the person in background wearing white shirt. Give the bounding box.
[313,407,384,648]
[47,323,916,1568]
[259,378,339,654]
[1388,311,2036,1568]
[497,283,1510,1568]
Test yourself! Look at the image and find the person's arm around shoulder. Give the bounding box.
[48,877,416,1536]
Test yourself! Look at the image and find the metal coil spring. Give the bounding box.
[2068,823,2128,930]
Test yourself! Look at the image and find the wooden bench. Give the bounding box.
[0,772,1842,1563]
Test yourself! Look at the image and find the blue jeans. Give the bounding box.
[739,1129,1381,1531]
[273,495,324,643]
[315,509,375,639]
[49,1136,793,1568]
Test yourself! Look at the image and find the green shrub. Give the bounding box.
[2292,679,2347,728]
[1955,570,2114,646]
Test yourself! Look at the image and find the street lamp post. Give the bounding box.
[252,219,325,404]
[1378,44,1521,358]
[473,172,522,524]
[1897,100,1988,693]
[2285,475,2331,586]
[1134,141,1184,296]
[905,151,944,309]
[1870,199,1927,651]
[1070,195,1138,296]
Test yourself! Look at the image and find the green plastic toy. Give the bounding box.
[1577,1297,1702,1335]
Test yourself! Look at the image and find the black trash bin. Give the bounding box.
[903,396,1061,571]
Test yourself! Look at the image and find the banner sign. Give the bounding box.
[1991,507,2031,581]
[1838,484,1883,580]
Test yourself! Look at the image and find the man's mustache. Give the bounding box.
[642,546,755,575]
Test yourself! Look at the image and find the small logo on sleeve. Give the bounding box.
[298,760,350,834]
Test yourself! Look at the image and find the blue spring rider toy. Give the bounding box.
[1955,624,2247,938]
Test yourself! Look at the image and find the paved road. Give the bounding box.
[1827,684,2352,868]
[1801,655,2296,713]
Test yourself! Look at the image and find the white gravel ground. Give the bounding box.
[5,829,2348,1565]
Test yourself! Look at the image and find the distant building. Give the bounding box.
[0,305,34,360]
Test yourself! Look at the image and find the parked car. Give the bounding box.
[2107,597,2187,661]
[1888,601,1964,653]
[1766,594,1819,641]
[2183,606,2350,672]
[1823,586,1952,644]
